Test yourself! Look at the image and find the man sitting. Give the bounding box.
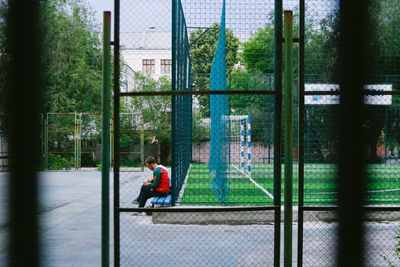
[132,156,170,208]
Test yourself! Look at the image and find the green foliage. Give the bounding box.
[369,0,400,148]
[241,26,274,73]
[0,0,103,115]
[125,73,172,143]
[232,23,276,146]
[190,23,240,116]
[304,11,339,80]
[229,70,274,146]
[370,0,400,76]
[41,0,102,113]
[192,112,209,143]
[48,154,72,170]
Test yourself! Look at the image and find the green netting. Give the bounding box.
[172,0,192,204]
[208,0,229,203]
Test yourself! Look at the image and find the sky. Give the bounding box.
[84,0,336,39]
[85,0,114,27]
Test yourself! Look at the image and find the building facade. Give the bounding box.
[121,31,172,86]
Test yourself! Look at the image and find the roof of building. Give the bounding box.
[120,31,171,50]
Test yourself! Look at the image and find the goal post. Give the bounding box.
[227,114,252,177]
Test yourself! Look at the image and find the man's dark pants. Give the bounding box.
[137,185,168,207]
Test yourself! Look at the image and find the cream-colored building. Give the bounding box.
[121,31,172,83]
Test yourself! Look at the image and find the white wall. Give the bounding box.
[122,49,172,80]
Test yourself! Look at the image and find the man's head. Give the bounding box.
[145,156,157,170]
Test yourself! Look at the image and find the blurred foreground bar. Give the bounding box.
[337,0,370,266]
[6,0,42,266]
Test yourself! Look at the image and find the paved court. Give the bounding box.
[0,171,399,266]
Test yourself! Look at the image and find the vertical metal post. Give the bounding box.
[44,114,49,170]
[113,0,121,265]
[171,0,177,206]
[140,115,145,172]
[6,0,41,265]
[76,113,82,169]
[273,1,282,266]
[337,0,368,266]
[247,115,252,176]
[297,0,305,265]
[102,11,111,267]
[110,118,114,165]
[283,10,293,267]
[74,112,78,169]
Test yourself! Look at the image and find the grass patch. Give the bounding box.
[179,163,400,205]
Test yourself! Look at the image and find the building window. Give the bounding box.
[142,59,155,74]
[161,59,172,74]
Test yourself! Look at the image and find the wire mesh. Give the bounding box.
[116,0,280,266]
[182,0,277,205]
[362,1,400,264]
[80,113,102,168]
[45,113,78,170]
[119,113,145,170]
[120,211,275,267]
[299,1,340,265]
[188,95,275,205]
[299,0,400,266]
[364,211,400,266]
[302,215,338,267]
[303,0,339,205]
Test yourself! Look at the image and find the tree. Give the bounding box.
[41,0,103,113]
[368,0,400,159]
[229,69,274,147]
[190,23,240,116]
[0,0,103,136]
[233,23,276,148]
[236,8,341,157]
[241,26,274,73]
[124,73,172,144]
[0,2,9,116]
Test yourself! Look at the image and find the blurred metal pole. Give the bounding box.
[6,0,42,266]
[140,116,145,172]
[102,11,111,267]
[113,0,121,265]
[171,0,177,206]
[297,0,305,266]
[337,0,369,266]
[283,10,293,267]
[273,1,283,266]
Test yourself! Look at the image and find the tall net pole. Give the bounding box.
[283,10,293,267]
[102,11,111,267]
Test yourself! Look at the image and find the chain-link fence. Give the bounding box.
[298,0,400,266]
[0,112,145,171]
[116,0,281,266]
[115,0,400,266]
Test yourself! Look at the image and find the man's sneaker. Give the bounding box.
[131,199,140,205]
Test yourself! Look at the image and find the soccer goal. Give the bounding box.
[228,115,252,177]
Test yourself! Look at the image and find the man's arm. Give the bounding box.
[148,168,161,189]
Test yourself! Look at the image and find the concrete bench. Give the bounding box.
[151,194,172,207]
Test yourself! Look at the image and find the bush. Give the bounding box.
[48,154,72,170]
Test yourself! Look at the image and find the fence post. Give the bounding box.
[44,114,49,169]
[77,113,82,169]
[140,114,145,171]
[102,11,112,267]
[283,10,293,267]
